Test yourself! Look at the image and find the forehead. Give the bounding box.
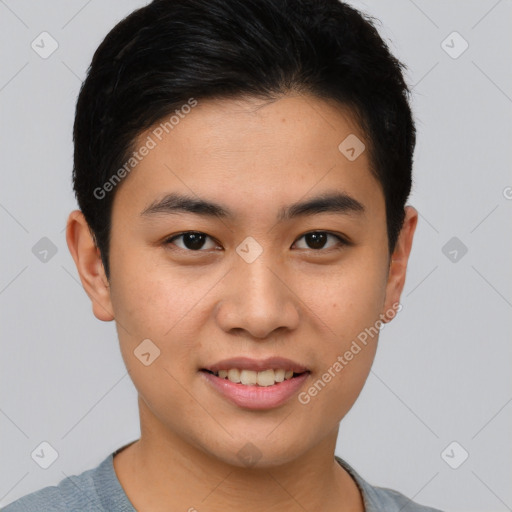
[112,94,383,222]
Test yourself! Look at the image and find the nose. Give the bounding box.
[214,252,300,340]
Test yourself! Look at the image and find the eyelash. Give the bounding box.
[163,231,351,252]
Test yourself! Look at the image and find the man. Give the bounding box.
[3,0,443,510]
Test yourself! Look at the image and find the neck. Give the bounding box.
[113,398,364,512]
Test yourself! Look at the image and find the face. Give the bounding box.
[69,93,416,468]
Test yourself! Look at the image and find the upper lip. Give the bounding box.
[202,357,309,374]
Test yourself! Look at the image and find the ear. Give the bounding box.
[66,210,115,322]
[381,205,418,323]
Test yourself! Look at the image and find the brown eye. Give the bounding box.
[166,232,219,251]
[293,231,348,250]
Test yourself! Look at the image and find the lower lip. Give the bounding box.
[200,371,310,410]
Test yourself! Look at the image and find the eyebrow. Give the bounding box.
[140,191,365,221]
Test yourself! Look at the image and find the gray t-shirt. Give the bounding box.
[2,445,444,511]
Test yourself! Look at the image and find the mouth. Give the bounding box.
[199,356,311,409]
[200,368,310,387]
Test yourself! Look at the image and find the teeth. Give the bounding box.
[213,368,300,386]
[240,369,257,385]
[257,369,275,387]
[274,369,285,382]
[227,368,240,383]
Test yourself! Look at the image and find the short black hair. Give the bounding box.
[73,0,416,279]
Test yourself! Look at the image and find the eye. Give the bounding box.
[293,231,349,250]
[165,231,220,251]
[164,230,349,252]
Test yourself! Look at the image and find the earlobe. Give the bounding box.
[381,205,418,323]
[65,210,115,322]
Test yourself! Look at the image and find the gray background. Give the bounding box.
[1,1,511,510]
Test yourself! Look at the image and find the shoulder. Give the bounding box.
[335,456,445,512]
[1,484,68,512]
[362,485,444,512]
[1,452,132,512]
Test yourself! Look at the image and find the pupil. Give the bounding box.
[184,232,205,250]
[306,232,326,249]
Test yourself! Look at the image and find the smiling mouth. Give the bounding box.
[201,368,309,387]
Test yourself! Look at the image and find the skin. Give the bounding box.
[66,93,417,512]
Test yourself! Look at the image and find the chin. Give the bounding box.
[199,432,313,470]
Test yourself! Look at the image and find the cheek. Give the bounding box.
[299,251,387,401]
[106,259,212,442]
[109,273,164,334]
[109,270,199,403]
[298,255,388,339]
[109,248,185,334]
[107,252,214,372]
[297,265,385,423]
